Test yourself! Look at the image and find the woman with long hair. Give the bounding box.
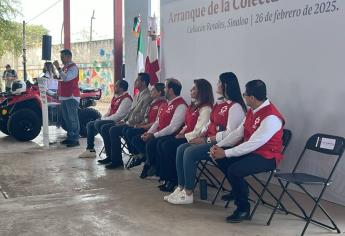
[165,72,247,204]
[42,61,58,91]
[156,78,214,192]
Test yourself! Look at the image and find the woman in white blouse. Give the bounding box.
[165,72,247,204]
[156,79,214,192]
[42,62,58,91]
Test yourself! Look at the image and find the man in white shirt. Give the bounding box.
[53,50,81,147]
[131,78,188,178]
[210,80,285,223]
[100,73,152,169]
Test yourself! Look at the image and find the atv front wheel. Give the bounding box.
[8,109,42,141]
[0,120,9,135]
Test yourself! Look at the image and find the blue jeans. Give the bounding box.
[176,143,213,191]
[86,119,115,149]
[61,99,80,142]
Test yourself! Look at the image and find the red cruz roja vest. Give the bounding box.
[206,101,234,137]
[157,97,187,131]
[243,103,285,163]
[109,93,133,115]
[147,99,167,123]
[58,63,80,97]
[183,105,212,134]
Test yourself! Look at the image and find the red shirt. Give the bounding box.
[183,105,212,134]
[243,103,285,163]
[147,99,167,123]
[109,93,133,115]
[206,101,234,137]
[157,97,187,131]
[58,63,80,98]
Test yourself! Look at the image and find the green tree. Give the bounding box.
[1,0,48,57]
[0,0,20,20]
[0,0,21,56]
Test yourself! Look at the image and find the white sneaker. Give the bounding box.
[164,187,182,201]
[168,190,193,205]
[78,150,96,158]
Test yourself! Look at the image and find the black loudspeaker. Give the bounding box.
[42,35,52,60]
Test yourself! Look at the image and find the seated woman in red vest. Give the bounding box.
[164,72,246,205]
[78,80,132,158]
[156,79,214,192]
[122,83,167,166]
[131,78,188,179]
[210,80,285,223]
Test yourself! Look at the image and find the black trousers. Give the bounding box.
[131,134,147,155]
[157,136,187,182]
[145,136,174,176]
[99,123,122,163]
[123,127,146,155]
[131,135,173,170]
[107,124,131,164]
[216,153,276,211]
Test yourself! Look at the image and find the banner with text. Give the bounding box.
[161,0,345,205]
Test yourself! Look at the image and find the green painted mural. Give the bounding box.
[0,40,115,99]
[79,48,114,97]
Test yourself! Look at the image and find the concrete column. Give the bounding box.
[114,0,123,82]
[63,0,71,49]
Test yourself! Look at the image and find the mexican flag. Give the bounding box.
[133,15,145,73]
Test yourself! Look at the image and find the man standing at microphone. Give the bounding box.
[53,49,80,147]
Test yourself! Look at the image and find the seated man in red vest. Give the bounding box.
[78,80,132,158]
[210,80,285,223]
[131,78,187,179]
[53,49,81,147]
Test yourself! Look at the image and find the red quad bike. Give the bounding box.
[0,81,102,141]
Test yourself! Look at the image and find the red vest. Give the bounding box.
[206,101,234,137]
[109,93,133,115]
[147,99,167,123]
[157,97,187,131]
[243,103,285,163]
[183,105,212,134]
[58,63,80,97]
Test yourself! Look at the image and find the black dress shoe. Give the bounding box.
[60,139,70,145]
[66,141,80,147]
[105,162,123,169]
[140,164,150,179]
[221,191,235,201]
[146,166,156,177]
[159,181,177,192]
[158,182,167,189]
[226,209,250,223]
[98,158,111,165]
[127,157,143,169]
